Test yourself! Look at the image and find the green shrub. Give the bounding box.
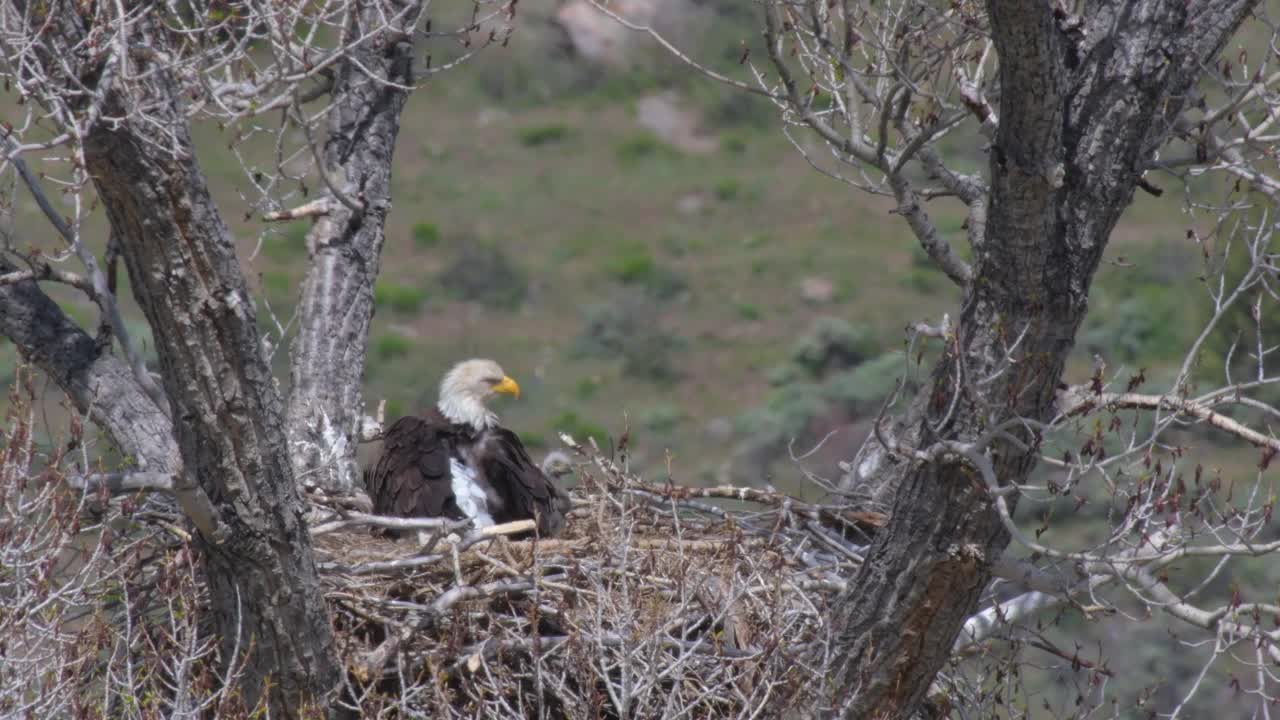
[616,132,677,164]
[518,430,549,449]
[1083,246,1200,366]
[575,377,601,400]
[765,363,803,387]
[713,178,741,202]
[438,241,529,309]
[604,245,687,300]
[790,317,880,377]
[412,222,441,248]
[374,282,428,314]
[825,353,908,414]
[606,246,656,283]
[573,291,684,382]
[899,267,943,293]
[721,133,748,155]
[735,302,761,321]
[373,333,412,361]
[733,319,899,469]
[549,411,609,447]
[638,403,685,433]
[734,381,827,446]
[1081,284,1190,363]
[736,353,905,458]
[518,123,573,147]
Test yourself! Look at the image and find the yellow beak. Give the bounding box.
[493,375,520,399]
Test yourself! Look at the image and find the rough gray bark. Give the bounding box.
[0,259,218,535]
[0,264,173,468]
[814,1,1261,717]
[285,1,422,494]
[0,0,438,712]
[81,102,341,720]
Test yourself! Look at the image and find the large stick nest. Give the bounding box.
[306,438,885,718]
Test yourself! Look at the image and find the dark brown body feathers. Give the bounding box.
[364,409,570,537]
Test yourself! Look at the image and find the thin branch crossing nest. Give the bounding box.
[307,436,885,717]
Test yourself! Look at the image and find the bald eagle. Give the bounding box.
[364,359,571,539]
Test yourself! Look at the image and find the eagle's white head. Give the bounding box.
[438,358,521,430]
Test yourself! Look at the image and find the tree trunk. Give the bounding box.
[0,264,174,469]
[2,1,435,710]
[0,264,230,532]
[816,1,1259,717]
[285,2,422,494]
[76,26,341,719]
[0,265,178,466]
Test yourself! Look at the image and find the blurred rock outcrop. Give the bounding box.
[554,0,659,66]
[636,92,717,153]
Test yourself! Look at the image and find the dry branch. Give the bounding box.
[305,441,871,717]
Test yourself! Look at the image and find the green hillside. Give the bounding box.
[2,3,1276,717]
[0,9,1217,492]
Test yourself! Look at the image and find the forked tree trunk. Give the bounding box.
[73,22,342,719]
[0,264,179,471]
[815,1,1260,717]
[2,0,431,711]
[285,1,423,495]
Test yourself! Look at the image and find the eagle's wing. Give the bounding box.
[364,416,463,524]
[479,428,571,537]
